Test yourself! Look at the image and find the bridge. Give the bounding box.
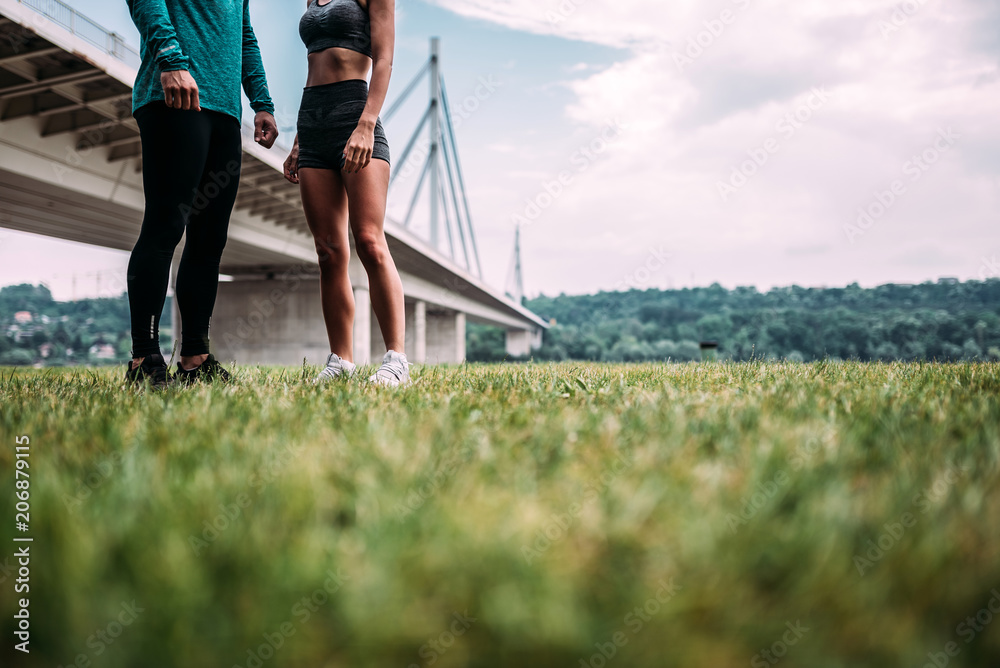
[0,0,545,365]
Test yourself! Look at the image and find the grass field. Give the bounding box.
[2,361,999,668]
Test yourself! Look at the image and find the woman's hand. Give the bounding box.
[283,140,300,184]
[343,120,375,174]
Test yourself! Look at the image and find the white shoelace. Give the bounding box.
[315,353,356,383]
[370,350,410,386]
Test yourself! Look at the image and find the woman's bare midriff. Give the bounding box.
[306,47,372,87]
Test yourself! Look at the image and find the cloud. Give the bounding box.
[425,0,1000,293]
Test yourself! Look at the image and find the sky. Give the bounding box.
[1,0,999,301]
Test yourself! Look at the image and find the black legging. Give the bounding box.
[128,102,242,358]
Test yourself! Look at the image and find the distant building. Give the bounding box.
[10,325,39,342]
[39,343,53,358]
[937,277,960,285]
[14,311,32,324]
[89,343,117,360]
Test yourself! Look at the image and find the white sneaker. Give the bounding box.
[315,353,357,383]
[369,350,410,387]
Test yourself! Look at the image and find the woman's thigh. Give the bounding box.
[343,160,391,242]
[299,167,351,261]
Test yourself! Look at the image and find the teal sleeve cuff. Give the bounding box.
[129,0,190,72]
[251,100,275,115]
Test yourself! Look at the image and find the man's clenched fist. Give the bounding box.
[254,112,279,149]
[161,70,200,111]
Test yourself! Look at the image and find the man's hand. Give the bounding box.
[161,70,200,111]
[255,112,279,149]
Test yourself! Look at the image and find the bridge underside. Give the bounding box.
[0,152,543,366]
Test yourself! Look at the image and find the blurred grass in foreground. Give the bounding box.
[1,361,999,668]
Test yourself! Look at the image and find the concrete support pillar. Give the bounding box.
[369,302,386,360]
[414,300,427,363]
[213,278,329,365]
[506,329,530,358]
[455,311,466,363]
[353,286,372,365]
[208,269,540,367]
[425,309,467,364]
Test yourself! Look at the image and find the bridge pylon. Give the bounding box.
[384,38,483,279]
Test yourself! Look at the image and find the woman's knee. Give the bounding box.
[354,232,388,267]
[315,239,350,272]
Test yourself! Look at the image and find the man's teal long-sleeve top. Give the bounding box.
[128,0,274,120]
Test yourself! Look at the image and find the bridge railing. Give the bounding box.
[18,0,141,69]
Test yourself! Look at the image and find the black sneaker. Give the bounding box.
[124,353,169,389]
[174,354,232,385]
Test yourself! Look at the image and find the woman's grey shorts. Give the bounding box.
[297,79,390,172]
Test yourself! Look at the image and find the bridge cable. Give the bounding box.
[439,182,457,261]
[439,77,484,278]
[439,118,473,271]
[389,104,433,191]
[403,153,434,229]
[382,60,431,124]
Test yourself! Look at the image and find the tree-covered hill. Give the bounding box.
[0,284,171,366]
[3,280,998,366]
[470,280,1000,363]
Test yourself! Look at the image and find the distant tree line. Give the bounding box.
[469,280,1000,363]
[4,280,998,366]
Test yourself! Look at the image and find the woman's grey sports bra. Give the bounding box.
[299,0,372,58]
